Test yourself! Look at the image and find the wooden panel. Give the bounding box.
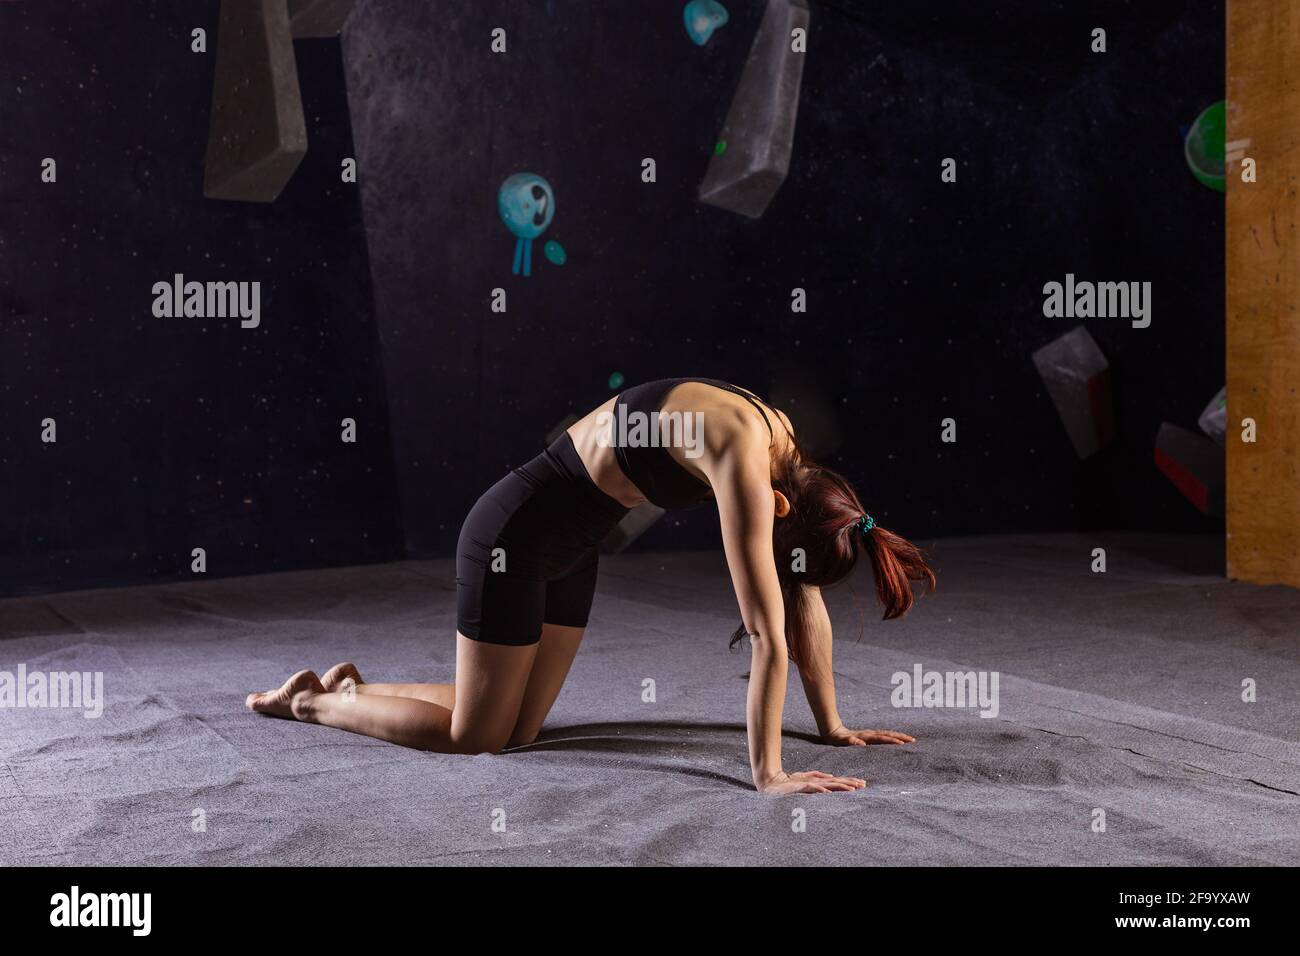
[1226,0,1300,586]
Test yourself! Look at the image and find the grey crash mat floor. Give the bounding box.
[1,533,1297,866]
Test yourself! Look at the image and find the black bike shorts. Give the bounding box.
[455,432,629,645]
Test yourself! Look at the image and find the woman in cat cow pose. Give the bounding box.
[247,379,934,795]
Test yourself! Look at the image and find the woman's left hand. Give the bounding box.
[822,725,915,747]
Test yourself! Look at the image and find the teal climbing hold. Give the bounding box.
[685,0,729,46]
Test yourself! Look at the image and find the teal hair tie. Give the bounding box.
[857,513,875,534]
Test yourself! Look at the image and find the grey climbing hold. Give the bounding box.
[1031,326,1115,459]
[698,0,810,219]
[203,0,308,203]
[601,504,667,555]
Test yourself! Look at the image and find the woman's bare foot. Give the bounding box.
[245,669,325,719]
[321,662,363,693]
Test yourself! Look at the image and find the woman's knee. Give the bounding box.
[448,721,510,755]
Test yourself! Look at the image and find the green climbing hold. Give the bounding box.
[1185,100,1225,193]
[608,372,625,390]
[714,140,727,155]
[544,240,567,266]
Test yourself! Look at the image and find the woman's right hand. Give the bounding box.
[758,770,867,795]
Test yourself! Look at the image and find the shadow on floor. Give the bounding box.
[517,719,827,747]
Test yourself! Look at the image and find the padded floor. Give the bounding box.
[2,533,1297,866]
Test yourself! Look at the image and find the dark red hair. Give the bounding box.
[728,436,936,667]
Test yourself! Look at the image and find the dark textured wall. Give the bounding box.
[343,0,1225,558]
[1,0,1226,597]
[0,0,402,597]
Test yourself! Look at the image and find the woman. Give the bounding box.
[246,378,935,795]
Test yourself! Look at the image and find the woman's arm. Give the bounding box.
[711,438,786,787]
[709,424,866,794]
[795,585,843,737]
[798,586,916,748]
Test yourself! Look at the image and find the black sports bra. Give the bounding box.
[611,378,773,510]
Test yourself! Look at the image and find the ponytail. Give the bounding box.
[860,524,936,619]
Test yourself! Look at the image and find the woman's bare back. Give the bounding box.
[566,381,792,507]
